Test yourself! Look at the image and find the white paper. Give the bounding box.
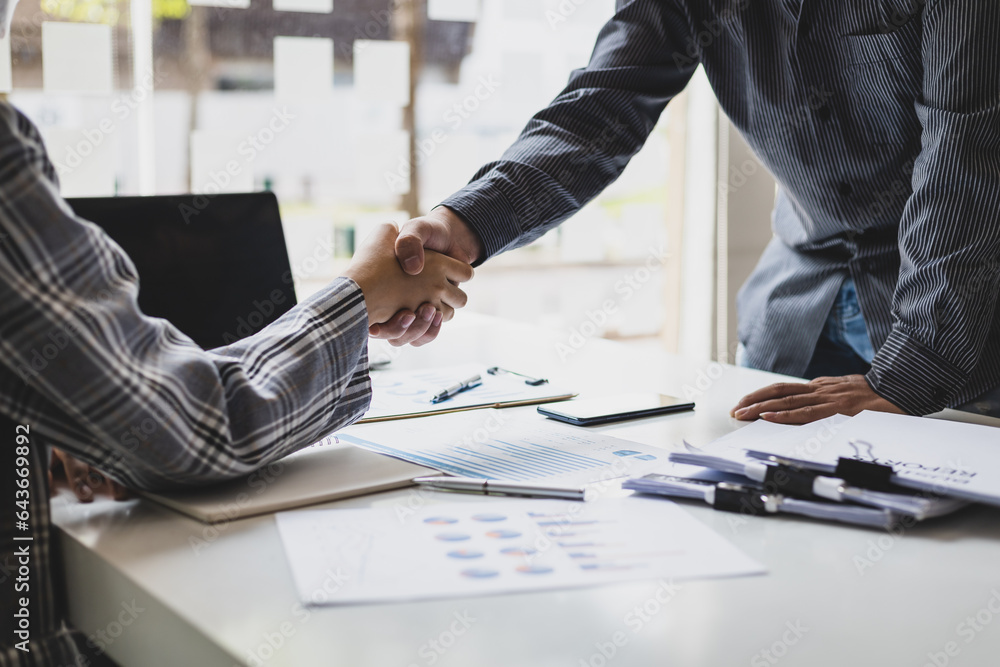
[187,0,250,8]
[699,419,803,456]
[189,131,254,194]
[360,363,574,422]
[339,410,668,487]
[0,34,12,93]
[42,22,113,95]
[274,36,333,102]
[274,0,332,13]
[428,0,479,22]
[745,411,1000,506]
[276,498,765,605]
[353,40,410,107]
[43,128,116,197]
[662,416,844,476]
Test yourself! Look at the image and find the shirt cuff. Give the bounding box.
[300,276,371,375]
[438,176,525,265]
[866,327,968,415]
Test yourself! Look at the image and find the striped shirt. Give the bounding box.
[441,0,1000,416]
[0,103,372,664]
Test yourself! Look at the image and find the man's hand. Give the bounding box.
[50,447,133,502]
[730,374,906,425]
[395,206,483,274]
[369,207,484,347]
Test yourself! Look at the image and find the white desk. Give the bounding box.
[53,313,1000,667]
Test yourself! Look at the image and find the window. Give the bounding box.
[7,0,707,352]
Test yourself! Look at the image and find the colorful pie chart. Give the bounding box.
[435,532,471,542]
[500,547,537,557]
[485,529,521,539]
[461,568,499,579]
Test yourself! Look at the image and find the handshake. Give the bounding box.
[342,206,483,347]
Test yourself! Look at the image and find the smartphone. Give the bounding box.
[537,393,695,426]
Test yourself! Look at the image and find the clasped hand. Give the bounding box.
[364,208,482,347]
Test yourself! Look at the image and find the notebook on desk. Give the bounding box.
[142,435,429,523]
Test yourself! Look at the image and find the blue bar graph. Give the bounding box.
[337,432,622,482]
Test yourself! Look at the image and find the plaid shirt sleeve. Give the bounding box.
[0,102,373,491]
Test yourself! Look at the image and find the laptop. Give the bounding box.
[65,192,297,349]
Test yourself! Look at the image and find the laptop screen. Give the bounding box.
[66,192,297,350]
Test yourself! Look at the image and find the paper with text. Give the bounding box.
[745,411,1000,506]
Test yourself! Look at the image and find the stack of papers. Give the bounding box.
[626,412,988,528]
[742,411,1000,506]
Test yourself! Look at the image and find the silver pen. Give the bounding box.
[430,374,482,403]
[413,475,588,501]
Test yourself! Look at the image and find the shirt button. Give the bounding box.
[816,104,832,121]
[838,181,853,197]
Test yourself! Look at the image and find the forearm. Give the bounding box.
[1,278,372,492]
[440,0,697,260]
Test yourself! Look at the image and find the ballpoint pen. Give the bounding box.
[413,476,589,501]
[430,374,483,403]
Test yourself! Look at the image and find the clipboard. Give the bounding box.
[358,363,577,423]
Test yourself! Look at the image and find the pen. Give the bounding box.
[413,476,589,501]
[430,374,482,403]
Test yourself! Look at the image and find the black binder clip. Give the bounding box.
[763,464,819,499]
[714,483,767,516]
[834,457,895,492]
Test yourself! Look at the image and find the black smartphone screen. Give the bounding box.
[537,393,695,426]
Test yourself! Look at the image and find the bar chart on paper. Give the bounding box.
[337,411,666,486]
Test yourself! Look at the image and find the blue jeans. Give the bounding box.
[801,278,875,378]
[737,278,1000,417]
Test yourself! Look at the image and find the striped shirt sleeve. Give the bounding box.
[866,0,1000,414]
[0,104,372,492]
[439,0,698,262]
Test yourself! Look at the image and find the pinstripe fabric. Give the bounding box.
[0,102,372,663]
[440,0,1000,416]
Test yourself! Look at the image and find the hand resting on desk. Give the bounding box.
[731,374,905,424]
